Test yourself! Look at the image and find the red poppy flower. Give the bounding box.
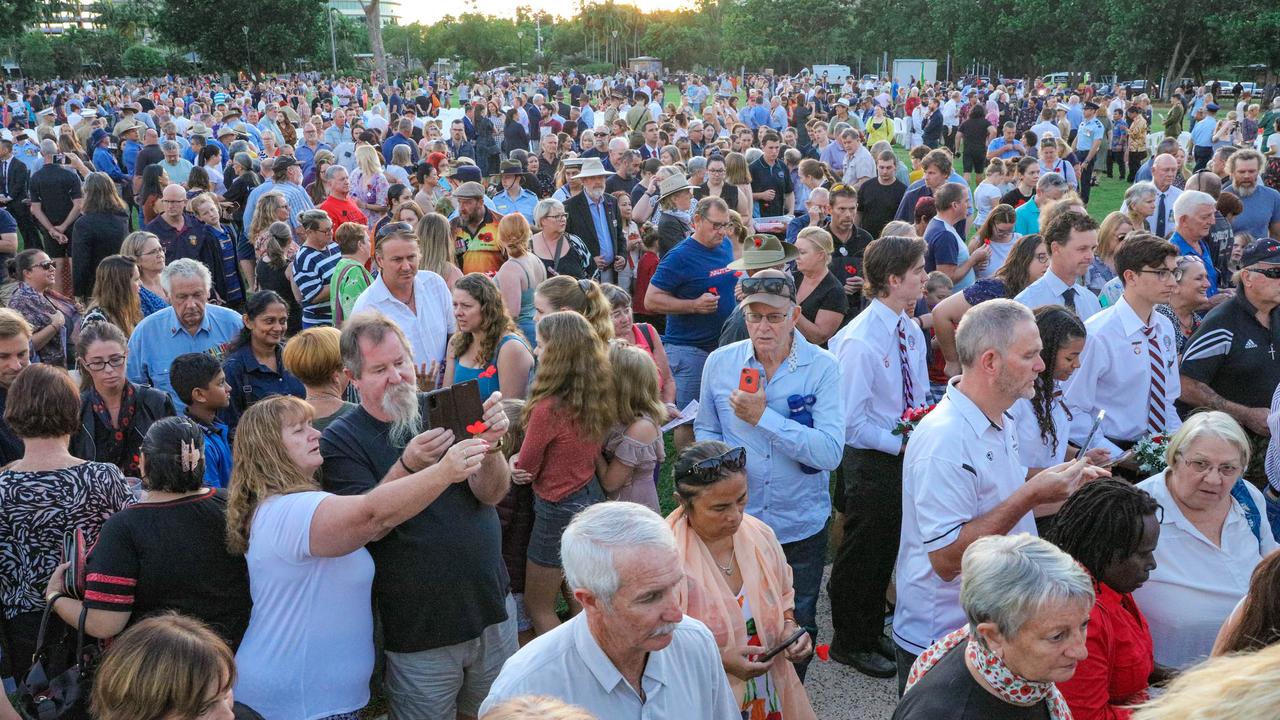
[466,421,489,435]
[478,365,497,379]
[753,237,763,248]
[815,644,830,661]
[845,264,856,275]
[708,287,719,295]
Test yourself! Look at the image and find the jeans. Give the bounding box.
[666,343,710,408]
[780,522,829,682]
[1265,486,1280,541]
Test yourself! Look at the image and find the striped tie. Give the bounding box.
[898,318,915,411]
[1143,325,1166,435]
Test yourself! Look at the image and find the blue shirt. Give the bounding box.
[293,243,342,327]
[750,104,769,130]
[190,414,232,488]
[220,343,306,431]
[126,304,243,412]
[923,217,975,290]
[987,137,1022,160]
[121,139,141,176]
[1170,231,1220,297]
[1075,117,1105,154]
[381,134,419,167]
[1224,183,1280,240]
[92,146,128,183]
[695,333,846,543]
[651,237,738,351]
[294,142,331,176]
[587,196,614,263]
[13,141,42,175]
[242,179,315,232]
[492,187,539,224]
[1191,116,1217,147]
[1066,104,1084,130]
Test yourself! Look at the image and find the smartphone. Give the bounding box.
[1079,409,1106,454]
[754,627,808,662]
[52,153,67,165]
[1100,448,1136,469]
[739,368,760,393]
[423,379,485,439]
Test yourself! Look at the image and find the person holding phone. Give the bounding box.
[668,440,817,720]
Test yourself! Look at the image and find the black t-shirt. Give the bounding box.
[959,115,992,155]
[29,165,83,225]
[749,157,793,217]
[793,104,813,147]
[695,183,740,214]
[133,144,165,178]
[892,644,1050,720]
[1181,292,1280,410]
[793,270,848,328]
[320,401,510,653]
[1001,187,1034,209]
[82,489,253,649]
[822,222,874,320]
[858,179,908,239]
[606,172,638,197]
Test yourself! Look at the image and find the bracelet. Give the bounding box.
[46,591,66,606]
[485,436,507,455]
[398,456,419,475]
[782,610,796,623]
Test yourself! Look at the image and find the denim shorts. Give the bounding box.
[528,479,605,568]
[665,343,710,408]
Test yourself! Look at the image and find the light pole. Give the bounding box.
[612,30,618,69]
[517,30,524,76]
[242,25,250,72]
[327,7,337,75]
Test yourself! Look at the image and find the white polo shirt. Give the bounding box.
[893,379,1036,654]
[350,270,455,366]
[1133,471,1277,669]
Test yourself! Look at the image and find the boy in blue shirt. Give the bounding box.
[170,352,233,489]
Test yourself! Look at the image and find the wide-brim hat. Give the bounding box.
[222,107,242,119]
[726,234,800,271]
[189,122,212,138]
[117,119,144,135]
[500,159,524,175]
[575,157,614,179]
[657,174,697,201]
[218,124,246,138]
[89,128,110,147]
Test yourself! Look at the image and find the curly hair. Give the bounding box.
[225,396,318,554]
[451,273,521,369]
[1044,480,1160,582]
[522,311,614,441]
[1030,305,1086,454]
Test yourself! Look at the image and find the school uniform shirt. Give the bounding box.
[1010,387,1071,469]
[1014,270,1103,320]
[893,379,1035,654]
[1134,472,1277,669]
[828,299,928,455]
[1062,297,1181,455]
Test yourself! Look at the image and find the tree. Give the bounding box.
[93,0,160,43]
[359,0,388,81]
[154,0,326,71]
[16,32,54,79]
[0,0,42,41]
[123,44,165,76]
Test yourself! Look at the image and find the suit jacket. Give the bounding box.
[564,191,625,260]
[1164,102,1184,137]
[1,156,30,206]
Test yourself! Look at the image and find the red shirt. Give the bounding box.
[1057,582,1154,720]
[515,399,602,503]
[633,251,660,315]
[318,195,367,230]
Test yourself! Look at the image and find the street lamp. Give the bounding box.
[242,26,250,72]
[327,7,337,75]
[612,30,618,69]
[517,30,524,76]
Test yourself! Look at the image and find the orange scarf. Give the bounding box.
[668,508,817,720]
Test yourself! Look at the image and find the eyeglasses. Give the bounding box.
[140,247,166,258]
[609,305,632,320]
[1133,268,1177,282]
[1178,455,1242,479]
[744,311,791,324]
[702,219,731,231]
[676,446,747,484]
[1247,266,1280,280]
[84,355,126,371]
[543,213,567,221]
[376,221,414,240]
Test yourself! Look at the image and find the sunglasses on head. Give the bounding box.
[376,221,414,240]
[740,276,795,299]
[676,446,747,484]
[1248,266,1280,280]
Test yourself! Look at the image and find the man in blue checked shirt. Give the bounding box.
[695,269,845,680]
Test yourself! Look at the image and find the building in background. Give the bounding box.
[329,0,401,26]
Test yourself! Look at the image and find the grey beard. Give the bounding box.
[1235,181,1257,198]
[383,382,422,448]
[585,187,605,202]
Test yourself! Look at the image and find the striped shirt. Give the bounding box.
[293,243,341,327]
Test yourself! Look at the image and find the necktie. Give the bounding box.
[1062,287,1077,313]
[1,161,8,196]
[1155,193,1167,237]
[1143,325,1166,435]
[897,317,915,412]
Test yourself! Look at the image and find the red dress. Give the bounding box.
[1057,582,1154,720]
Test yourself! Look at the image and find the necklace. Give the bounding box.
[715,553,734,576]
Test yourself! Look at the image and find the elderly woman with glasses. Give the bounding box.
[668,441,817,720]
[1133,411,1278,670]
[530,198,591,280]
[895,534,1094,720]
[1154,255,1211,356]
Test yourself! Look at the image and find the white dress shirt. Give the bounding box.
[829,299,928,455]
[1014,269,1103,320]
[1062,296,1182,455]
[893,380,1036,654]
[1010,386,1071,469]
[1134,472,1277,669]
[1146,185,1182,237]
[478,614,738,720]
[350,270,455,367]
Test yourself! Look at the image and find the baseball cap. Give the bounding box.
[1241,239,1280,267]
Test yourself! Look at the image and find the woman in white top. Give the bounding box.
[971,159,1007,229]
[227,395,488,720]
[1134,411,1278,670]
[969,203,1019,280]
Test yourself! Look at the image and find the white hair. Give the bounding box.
[561,502,677,605]
[955,299,1035,370]
[1173,190,1217,221]
[533,198,565,230]
[962,534,1094,641]
[160,257,212,294]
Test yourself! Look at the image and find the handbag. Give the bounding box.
[15,602,98,720]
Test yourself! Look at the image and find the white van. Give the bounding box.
[1042,72,1070,86]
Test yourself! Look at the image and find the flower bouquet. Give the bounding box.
[1133,433,1169,476]
[892,404,937,439]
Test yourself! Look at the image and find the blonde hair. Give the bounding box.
[535,276,614,343]
[415,212,458,276]
[355,144,383,179]
[248,191,287,246]
[523,311,614,441]
[481,696,598,720]
[1164,410,1251,472]
[282,326,343,387]
[225,396,319,554]
[879,220,916,238]
[1133,642,1280,720]
[91,612,235,720]
[796,226,834,255]
[120,231,160,262]
[724,151,751,185]
[499,212,532,258]
[608,342,666,430]
[1096,211,1134,261]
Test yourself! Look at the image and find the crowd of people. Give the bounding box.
[0,66,1278,720]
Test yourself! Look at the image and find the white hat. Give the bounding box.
[574,157,615,179]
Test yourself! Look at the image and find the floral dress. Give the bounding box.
[349,168,389,230]
[739,591,783,720]
[9,282,79,368]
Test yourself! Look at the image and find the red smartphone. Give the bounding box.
[739,368,760,393]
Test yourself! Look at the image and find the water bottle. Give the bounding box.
[788,394,820,474]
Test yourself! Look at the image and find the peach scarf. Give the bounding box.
[667,507,817,720]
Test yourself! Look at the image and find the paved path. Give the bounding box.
[806,566,900,719]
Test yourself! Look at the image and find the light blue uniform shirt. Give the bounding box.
[492,187,539,224]
[695,332,846,543]
[1191,116,1217,147]
[126,304,243,412]
[1075,117,1105,155]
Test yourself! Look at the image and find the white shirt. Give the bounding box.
[234,492,376,720]
[840,145,875,186]
[1062,296,1182,454]
[1014,270,1103,320]
[1134,472,1277,669]
[1146,185,1182,237]
[479,614,738,720]
[976,235,1018,280]
[830,299,929,455]
[1010,388,1071,468]
[1029,120,1060,142]
[941,99,959,127]
[351,270,455,366]
[893,380,1036,654]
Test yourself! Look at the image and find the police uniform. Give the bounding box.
[1074,103,1106,204]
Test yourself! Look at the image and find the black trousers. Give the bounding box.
[1127,151,1147,183]
[829,446,903,652]
[1106,149,1126,179]
[896,645,919,697]
[1079,154,1097,205]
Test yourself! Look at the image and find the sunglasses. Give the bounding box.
[34,261,55,271]
[676,446,747,484]
[740,276,795,299]
[1248,266,1280,280]
[376,221,414,240]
